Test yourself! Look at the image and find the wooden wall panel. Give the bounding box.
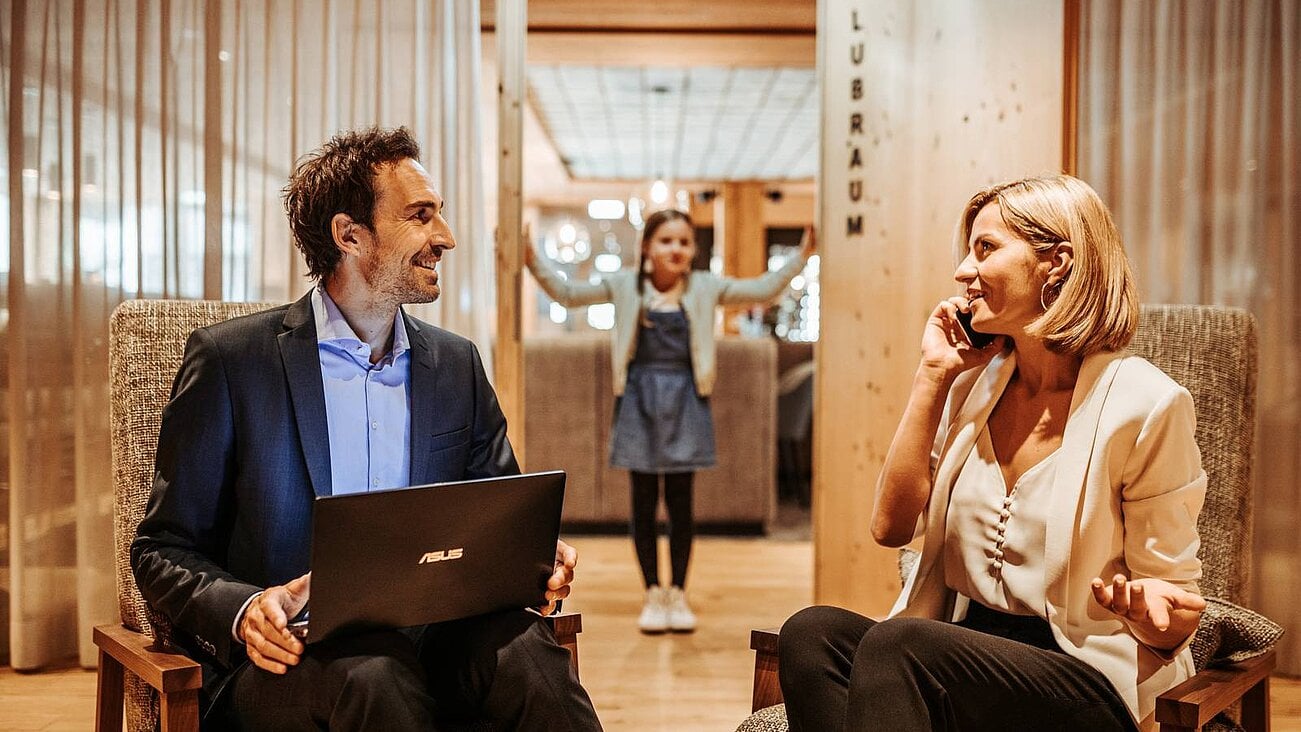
[815,0,1066,616]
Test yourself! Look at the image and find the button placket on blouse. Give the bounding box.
[992,492,1014,574]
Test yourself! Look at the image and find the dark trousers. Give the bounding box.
[629,470,694,588]
[213,609,602,731]
[778,605,1138,732]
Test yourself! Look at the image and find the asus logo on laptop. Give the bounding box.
[418,548,464,564]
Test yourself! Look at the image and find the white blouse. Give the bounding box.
[944,424,1058,618]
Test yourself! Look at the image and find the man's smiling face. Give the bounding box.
[354,158,456,306]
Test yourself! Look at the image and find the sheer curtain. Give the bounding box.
[0,0,492,670]
[1079,0,1300,673]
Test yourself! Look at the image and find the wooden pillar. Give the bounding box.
[715,181,767,334]
[496,0,527,465]
[814,0,1067,616]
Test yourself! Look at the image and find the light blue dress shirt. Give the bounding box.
[311,286,412,494]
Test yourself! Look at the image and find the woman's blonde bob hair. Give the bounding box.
[956,174,1138,357]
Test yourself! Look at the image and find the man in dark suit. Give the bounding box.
[131,127,602,730]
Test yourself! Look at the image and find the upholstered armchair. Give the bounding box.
[740,305,1281,732]
[93,299,583,731]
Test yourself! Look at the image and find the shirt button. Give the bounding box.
[372,478,380,487]
[992,559,1004,570]
[1000,508,1011,520]
[370,421,379,430]
[993,549,1005,559]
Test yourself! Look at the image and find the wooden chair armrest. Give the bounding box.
[751,627,783,712]
[1155,649,1276,730]
[93,623,202,693]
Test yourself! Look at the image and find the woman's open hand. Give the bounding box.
[1090,575,1206,651]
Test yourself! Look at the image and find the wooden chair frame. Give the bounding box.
[94,613,582,731]
[749,629,1274,730]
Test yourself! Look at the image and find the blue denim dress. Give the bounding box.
[609,309,717,473]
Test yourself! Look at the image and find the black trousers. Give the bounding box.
[778,605,1138,732]
[213,609,602,731]
[629,470,694,588]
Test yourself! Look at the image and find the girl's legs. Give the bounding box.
[629,470,661,588]
[663,471,695,589]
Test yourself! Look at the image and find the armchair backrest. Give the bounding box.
[109,299,281,636]
[1130,304,1258,605]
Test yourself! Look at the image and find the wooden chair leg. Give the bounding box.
[160,689,200,732]
[750,629,783,712]
[96,649,126,732]
[1241,674,1271,732]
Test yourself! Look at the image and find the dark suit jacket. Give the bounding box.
[130,292,519,709]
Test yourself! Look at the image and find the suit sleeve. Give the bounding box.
[465,341,522,479]
[130,327,261,669]
[1120,382,1207,658]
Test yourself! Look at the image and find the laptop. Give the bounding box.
[293,470,565,643]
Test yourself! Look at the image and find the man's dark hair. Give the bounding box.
[283,126,422,280]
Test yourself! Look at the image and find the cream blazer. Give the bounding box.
[888,348,1206,729]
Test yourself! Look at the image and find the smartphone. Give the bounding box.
[955,309,997,349]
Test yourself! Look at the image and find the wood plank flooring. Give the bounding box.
[3,536,1300,730]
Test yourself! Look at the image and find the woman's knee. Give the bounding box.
[778,606,861,669]
[855,617,950,667]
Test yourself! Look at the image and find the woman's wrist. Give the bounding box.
[914,362,958,393]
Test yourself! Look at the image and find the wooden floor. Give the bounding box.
[3,535,1301,731]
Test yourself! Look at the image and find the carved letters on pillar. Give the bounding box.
[847,8,866,238]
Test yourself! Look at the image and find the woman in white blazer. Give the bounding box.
[527,209,812,634]
[778,175,1206,732]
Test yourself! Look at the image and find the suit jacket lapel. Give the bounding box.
[278,293,332,497]
[405,310,439,485]
[1042,351,1124,595]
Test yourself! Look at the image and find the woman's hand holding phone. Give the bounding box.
[920,297,1003,380]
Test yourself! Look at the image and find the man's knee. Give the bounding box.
[337,653,424,693]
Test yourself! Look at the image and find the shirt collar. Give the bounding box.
[311,285,410,360]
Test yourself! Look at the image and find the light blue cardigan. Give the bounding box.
[527,251,808,397]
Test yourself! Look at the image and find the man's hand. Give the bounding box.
[539,540,577,616]
[1090,574,1206,651]
[238,572,310,674]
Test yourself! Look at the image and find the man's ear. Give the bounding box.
[1047,240,1074,285]
[331,213,365,257]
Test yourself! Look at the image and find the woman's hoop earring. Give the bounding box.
[1040,280,1064,311]
[642,258,654,275]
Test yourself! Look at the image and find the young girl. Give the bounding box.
[527,209,813,633]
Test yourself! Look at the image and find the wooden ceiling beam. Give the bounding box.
[484,31,815,67]
[480,0,815,33]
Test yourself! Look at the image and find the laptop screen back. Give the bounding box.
[305,470,564,642]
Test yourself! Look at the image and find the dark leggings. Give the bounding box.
[629,470,694,589]
[778,605,1138,732]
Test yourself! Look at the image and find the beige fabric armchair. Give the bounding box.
[741,305,1276,732]
[94,299,582,732]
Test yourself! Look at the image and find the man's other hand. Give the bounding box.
[238,572,310,674]
[540,540,577,616]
